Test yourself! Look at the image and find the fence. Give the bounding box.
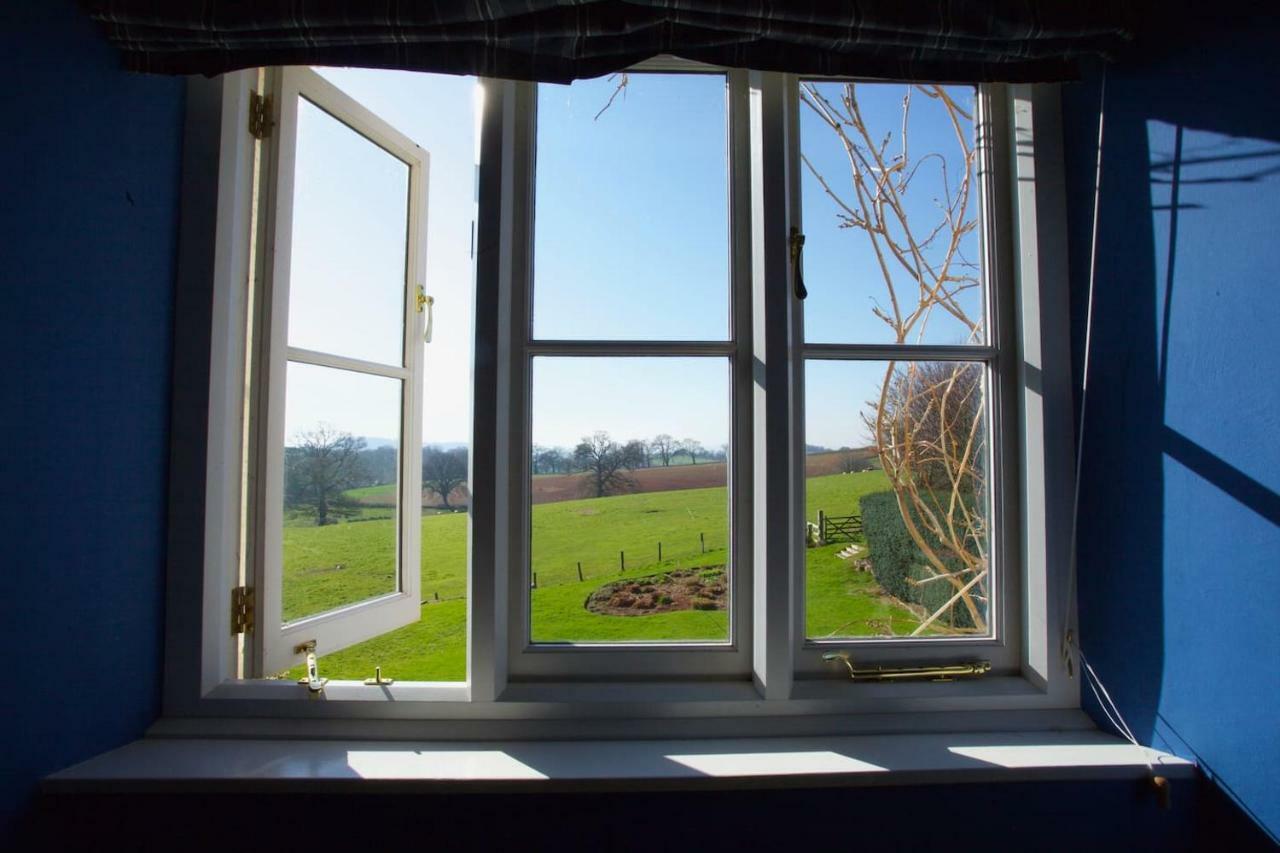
[817,510,862,544]
[527,531,723,591]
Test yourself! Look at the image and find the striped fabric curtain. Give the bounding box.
[80,1,1130,82]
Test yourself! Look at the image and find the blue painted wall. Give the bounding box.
[1064,14,1280,846]
[0,0,183,838]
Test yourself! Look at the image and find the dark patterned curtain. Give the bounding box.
[80,1,1130,82]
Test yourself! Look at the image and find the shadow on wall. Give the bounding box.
[1065,16,1280,843]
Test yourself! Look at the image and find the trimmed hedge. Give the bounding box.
[858,490,982,629]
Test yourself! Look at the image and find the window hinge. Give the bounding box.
[230,585,254,634]
[248,92,274,139]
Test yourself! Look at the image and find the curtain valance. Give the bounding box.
[81,2,1130,82]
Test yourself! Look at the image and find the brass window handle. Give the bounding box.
[417,285,434,342]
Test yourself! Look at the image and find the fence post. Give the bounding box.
[577,561,583,582]
[619,551,625,573]
[819,510,826,545]
[658,542,662,562]
[700,532,705,554]
[532,572,538,589]
[434,591,439,602]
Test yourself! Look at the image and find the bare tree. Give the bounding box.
[651,434,677,467]
[622,439,649,470]
[530,444,549,475]
[534,445,571,475]
[802,81,988,633]
[423,446,468,509]
[680,438,704,465]
[574,431,638,498]
[284,424,366,526]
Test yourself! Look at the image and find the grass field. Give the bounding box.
[282,468,917,681]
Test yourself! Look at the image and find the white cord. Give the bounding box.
[1058,67,1175,808]
[1062,68,1108,680]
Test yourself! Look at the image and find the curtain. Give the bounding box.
[80,1,1129,82]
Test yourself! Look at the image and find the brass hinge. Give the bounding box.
[230,585,255,634]
[248,92,273,139]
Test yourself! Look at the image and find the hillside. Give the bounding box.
[350,448,879,508]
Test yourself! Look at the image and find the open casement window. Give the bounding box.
[249,67,429,676]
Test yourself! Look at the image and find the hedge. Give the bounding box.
[858,490,982,630]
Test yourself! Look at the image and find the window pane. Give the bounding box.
[533,74,729,341]
[799,82,986,346]
[804,360,991,639]
[282,361,402,623]
[287,97,410,365]
[529,357,730,643]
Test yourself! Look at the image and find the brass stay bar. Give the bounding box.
[823,652,991,682]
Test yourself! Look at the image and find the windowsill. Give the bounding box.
[44,727,1192,795]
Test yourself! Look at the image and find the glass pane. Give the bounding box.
[282,361,402,624]
[533,74,729,341]
[804,360,990,639]
[529,357,730,643]
[799,82,986,346]
[287,97,410,365]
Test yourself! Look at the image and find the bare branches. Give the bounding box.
[574,431,639,498]
[807,81,988,632]
[593,72,630,121]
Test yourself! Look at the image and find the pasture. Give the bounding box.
[283,468,919,681]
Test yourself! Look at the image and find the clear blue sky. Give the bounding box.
[285,70,981,453]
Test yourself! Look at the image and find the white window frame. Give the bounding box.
[161,63,1078,735]
[493,65,755,681]
[252,66,428,677]
[786,79,1022,679]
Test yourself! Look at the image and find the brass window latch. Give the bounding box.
[364,666,394,686]
[295,640,328,693]
[417,285,434,342]
[823,651,991,682]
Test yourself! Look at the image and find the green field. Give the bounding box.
[283,469,921,681]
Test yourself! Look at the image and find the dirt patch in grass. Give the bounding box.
[586,567,727,616]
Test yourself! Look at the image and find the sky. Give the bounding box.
[283,70,984,454]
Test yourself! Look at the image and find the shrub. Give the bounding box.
[858,490,979,629]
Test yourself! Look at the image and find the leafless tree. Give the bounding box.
[534,445,572,474]
[423,446,468,509]
[623,439,649,470]
[801,81,987,633]
[680,438,705,465]
[284,424,366,526]
[651,433,677,467]
[574,431,639,498]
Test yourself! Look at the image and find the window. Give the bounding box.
[167,62,1077,729]
[251,67,428,677]
[793,80,1018,676]
[508,70,750,679]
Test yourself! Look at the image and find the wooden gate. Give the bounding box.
[818,510,862,543]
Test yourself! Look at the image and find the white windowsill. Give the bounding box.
[44,728,1192,795]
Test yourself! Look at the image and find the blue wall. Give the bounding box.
[1064,15,1280,846]
[0,0,183,838]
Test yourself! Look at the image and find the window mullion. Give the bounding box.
[469,78,532,701]
[749,70,799,699]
